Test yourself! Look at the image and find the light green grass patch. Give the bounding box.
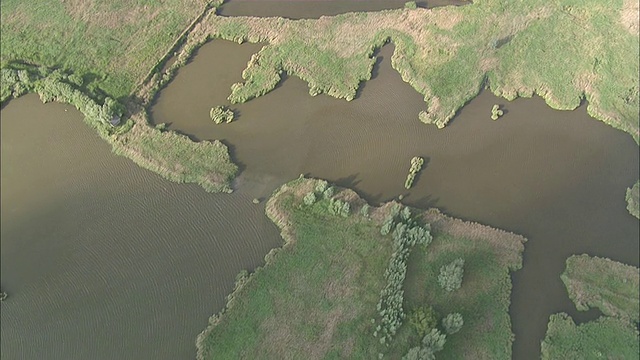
[561,254,639,322]
[0,0,214,97]
[541,313,639,360]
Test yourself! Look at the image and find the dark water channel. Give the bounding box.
[151,40,640,359]
[218,0,469,19]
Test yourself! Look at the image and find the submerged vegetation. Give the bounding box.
[561,254,639,322]
[197,178,525,359]
[626,180,640,219]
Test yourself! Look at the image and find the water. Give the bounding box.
[218,0,470,19]
[150,40,639,359]
[2,3,638,358]
[0,95,283,360]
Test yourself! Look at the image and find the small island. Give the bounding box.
[405,156,425,189]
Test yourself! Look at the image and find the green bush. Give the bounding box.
[438,258,465,292]
[491,104,504,121]
[405,157,425,189]
[323,186,335,199]
[210,106,234,124]
[404,1,418,10]
[315,180,328,193]
[408,305,439,338]
[442,313,464,334]
[422,328,447,353]
[303,191,316,205]
[361,204,370,217]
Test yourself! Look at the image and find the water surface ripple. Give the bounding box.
[151,41,639,359]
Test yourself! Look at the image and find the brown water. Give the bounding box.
[151,40,639,359]
[0,95,283,359]
[218,0,470,19]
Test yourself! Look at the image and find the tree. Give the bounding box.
[360,204,370,217]
[303,191,316,205]
[408,305,439,338]
[315,180,328,193]
[422,328,447,353]
[438,258,465,292]
[442,313,464,334]
[323,186,335,199]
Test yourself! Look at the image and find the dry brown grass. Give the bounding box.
[621,0,640,34]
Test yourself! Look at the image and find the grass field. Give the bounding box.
[541,313,639,360]
[627,181,640,219]
[196,178,525,359]
[561,254,639,322]
[0,0,219,98]
[541,254,640,360]
[162,0,639,142]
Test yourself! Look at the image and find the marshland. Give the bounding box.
[1,0,638,359]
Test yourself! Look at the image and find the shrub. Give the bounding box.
[328,198,350,217]
[403,347,434,360]
[210,106,234,124]
[323,186,335,199]
[408,305,439,338]
[315,180,328,193]
[405,156,425,189]
[491,104,504,120]
[442,313,464,334]
[360,204,370,217]
[422,328,447,353]
[303,191,316,205]
[438,258,465,292]
[405,1,418,10]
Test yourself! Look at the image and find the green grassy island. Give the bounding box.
[196,178,525,359]
[541,314,639,360]
[541,255,640,359]
[561,254,639,322]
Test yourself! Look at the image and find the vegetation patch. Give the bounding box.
[490,104,504,121]
[196,178,525,359]
[210,105,234,124]
[156,0,640,142]
[541,313,639,360]
[1,64,237,193]
[404,156,425,189]
[114,115,237,193]
[561,254,639,322]
[0,0,219,98]
[626,180,639,219]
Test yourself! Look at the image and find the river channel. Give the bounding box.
[1,3,638,360]
[150,40,639,359]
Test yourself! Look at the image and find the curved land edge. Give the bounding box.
[626,180,640,219]
[561,254,639,322]
[541,255,639,359]
[0,67,237,193]
[142,0,640,144]
[1,3,238,193]
[2,0,638,193]
[195,177,526,359]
